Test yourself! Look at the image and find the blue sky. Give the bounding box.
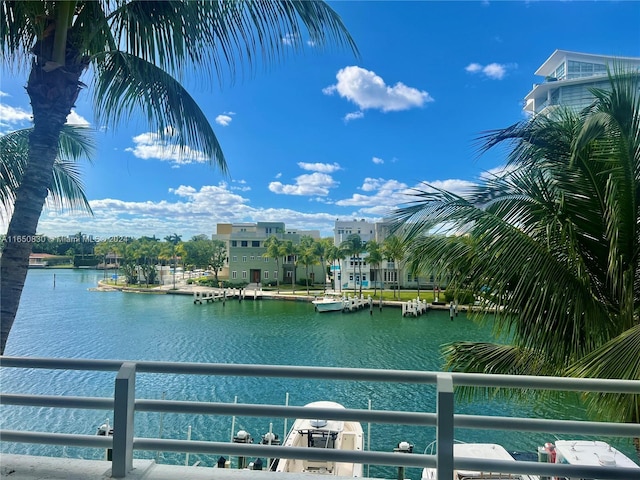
[1,1,639,240]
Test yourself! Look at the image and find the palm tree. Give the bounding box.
[263,235,283,293]
[315,237,333,293]
[340,233,364,296]
[164,233,181,289]
[365,239,382,296]
[298,235,318,295]
[281,240,298,294]
[0,1,357,354]
[0,125,93,218]
[326,244,345,293]
[393,69,640,435]
[382,235,405,299]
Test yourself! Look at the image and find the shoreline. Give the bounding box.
[95,280,483,312]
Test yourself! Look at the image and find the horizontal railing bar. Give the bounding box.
[452,372,640,393]
[0,394,113,410]
[133,437,436,468]
[0,430,112,449]
[455,413,639,436]
[2,356,639,393]
[134,400,437,426]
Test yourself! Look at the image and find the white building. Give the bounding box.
[524,50,640,116]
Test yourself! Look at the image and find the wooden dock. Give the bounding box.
[401,298,430,317]
[342,294,372,312]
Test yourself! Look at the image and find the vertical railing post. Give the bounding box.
[112,362,136,478]
[436,373,454,480]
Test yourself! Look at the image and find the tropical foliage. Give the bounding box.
[0,126,93,218]
[393,70,640,427]
[0,0,357,354]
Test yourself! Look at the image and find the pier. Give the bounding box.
[401,298,429,317]
[342,294,372,312]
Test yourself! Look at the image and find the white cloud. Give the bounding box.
[0,104,32,127]
[66,110,90,125]
[323,66,433,113]
[465,62,511,80]
[269,172,338,196]
[0,91,9,97]
[215,114,233,126]
[344,111,364,122]
[125,128,208,165]
[298,162,341,173]
[372,156,384,165]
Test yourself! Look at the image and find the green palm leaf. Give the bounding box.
[0,125,94,217]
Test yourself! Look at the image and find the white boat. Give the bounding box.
[422,442,538,480]
[546,440,639,478]
[272,401,364,476]
[312,294,346,312]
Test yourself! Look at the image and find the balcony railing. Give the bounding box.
[1,357,639,479]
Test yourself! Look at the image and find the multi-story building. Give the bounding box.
[524,50,640,117]
[333,219,376,291]
[212,222,324,286]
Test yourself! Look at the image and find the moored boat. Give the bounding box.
[272,400,364,476]
[421,442,538,480]
[540,440,639,479]
[312,294,346,312]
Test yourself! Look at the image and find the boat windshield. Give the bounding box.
[301,429,338,448]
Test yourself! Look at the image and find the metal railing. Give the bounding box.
[1,356,639,479]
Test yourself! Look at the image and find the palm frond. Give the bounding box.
[0,125,94,216]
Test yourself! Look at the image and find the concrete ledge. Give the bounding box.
[0,454,381,479]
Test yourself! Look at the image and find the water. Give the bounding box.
[0,270,632,477]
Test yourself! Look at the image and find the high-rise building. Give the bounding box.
[524,49,640,116]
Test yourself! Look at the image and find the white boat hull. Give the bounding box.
[273,401,364,476]
[312,297,345,312]
[422,443,538,480]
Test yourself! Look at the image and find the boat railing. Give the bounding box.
[1,356,639,479]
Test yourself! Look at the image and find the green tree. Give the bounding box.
[0,126,93,217]
[340,233,364,296]
[209,239,227,284]
[263,235,283,293]
[382,235,404,299]
[164,233,182,289]
[298,235,318,295]
[0,0,357,354]
[394,70,640,437]
[366,239,383,296]
[326,244,345,293]
[281,240,298,294]
[315,237,333,293]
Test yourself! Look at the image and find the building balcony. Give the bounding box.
[1,357,638,479]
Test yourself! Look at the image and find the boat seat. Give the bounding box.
[303,460,334,473]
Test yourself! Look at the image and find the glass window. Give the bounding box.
[242,256,247,262]
[231,240,237,247]
[250,255,255,260]
[252,241,260,247]
[232,271,237,279]
[232,256,237,262]
[263,271,269,279]
[242,271,247,279]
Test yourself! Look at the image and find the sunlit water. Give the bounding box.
[0,270,633,477]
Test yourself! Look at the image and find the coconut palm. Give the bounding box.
[366,239,383,295]
[393,69,640,432]
[263,235,283,293]
[326,244,345,292]
[298,235,318,295]
[0,125,93,218]
[0,0,357,354]
[340,233,364,296]
[382,235,405,299]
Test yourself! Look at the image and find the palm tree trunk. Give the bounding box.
[1,63,83,354]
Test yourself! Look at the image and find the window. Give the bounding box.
[286,271,292,278]
[250,255,255,260]
[264,257,269,262]
[231,240,237,247]
[242,271,247,279]
[232,271,237,279]
[274,271,278,279]
[232,256,237,262]
[252,241,260,247]
[242,256,247,262]
[263,271,269,279]
[241,241,248,247]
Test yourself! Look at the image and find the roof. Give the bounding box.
[535,49,640,77]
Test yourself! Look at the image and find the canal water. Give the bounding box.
[0,269,629,478]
